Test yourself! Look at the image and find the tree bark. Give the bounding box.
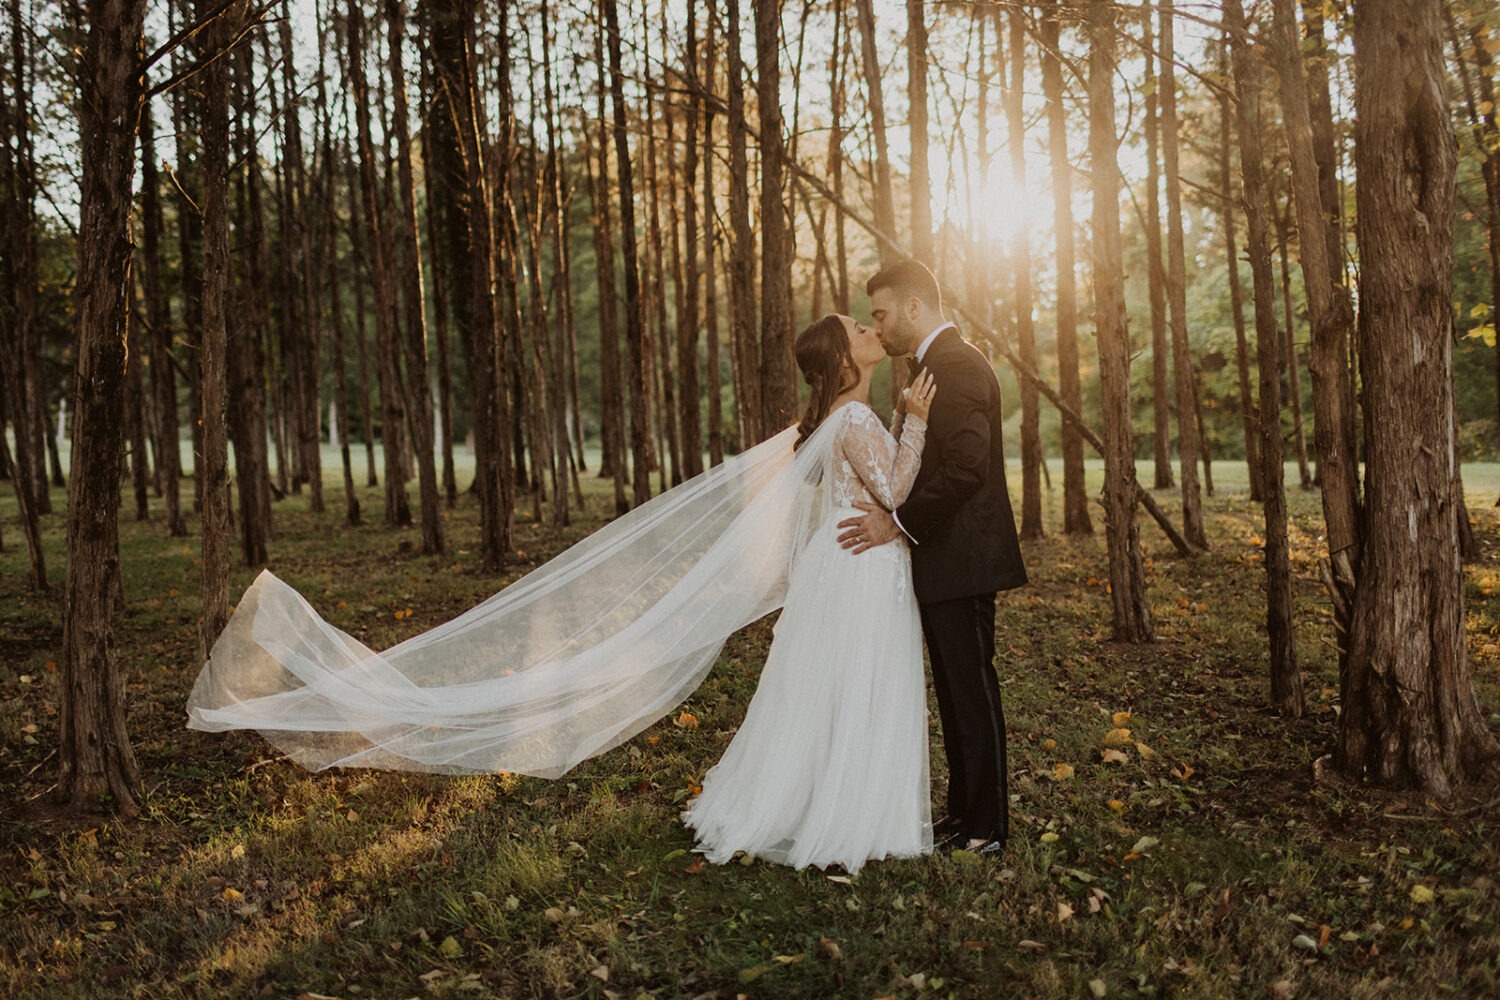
[139,97,186,537]
[1216,41,1262,502]
[1006,10,1042,539]
[229,39,271,567]
[385,0,443,553]
[1273,199,1313,489]
[1041,0,1090,535]
[59,0,148,816]
[754,0,796,434]
[678,0,704,480]
[1089,0,1152,643]
[906,0,933,264]
[703,0,724,467]
[726,0,759,446]
[1142,7,1174,492]
[1,0,47,585]
[427,0,511,569]
[1159,1,1207,550]
[1269,0,1361,624]
[1340,0,1500,792]
[1225,0,1301,716]
[584,24,629,512]
[348,0,411,528]
[604,0,652,506]
[853,0,898,265]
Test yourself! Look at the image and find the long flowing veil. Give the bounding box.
[187,415,842,778]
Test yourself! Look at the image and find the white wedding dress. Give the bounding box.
[683,403,932,873]
[186,401,930,873]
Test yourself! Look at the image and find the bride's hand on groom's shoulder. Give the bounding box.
[837,502,901,554]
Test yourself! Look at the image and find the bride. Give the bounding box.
[188,313,936,874]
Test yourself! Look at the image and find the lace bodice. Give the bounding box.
[831,403,927,511]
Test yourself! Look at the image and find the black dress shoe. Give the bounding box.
[946,836,1006,857]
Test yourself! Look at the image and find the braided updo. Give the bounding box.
[793,314,859,450]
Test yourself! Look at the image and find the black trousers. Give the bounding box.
[919,592,1007,842]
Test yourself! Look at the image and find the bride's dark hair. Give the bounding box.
[794,314,859,450]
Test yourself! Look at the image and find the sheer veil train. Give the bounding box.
[187,418,843,778]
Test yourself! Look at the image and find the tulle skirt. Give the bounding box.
[681,512,932,873]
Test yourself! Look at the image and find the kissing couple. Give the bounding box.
[188,258,1028,874]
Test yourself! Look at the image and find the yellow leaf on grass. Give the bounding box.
[1134,741,1158,761]
[1102,727,1132,747]
[674,712,699,730]
[1100,747,1128,765]
[1111,711,1131,727]
[1057,900,1074,922]
[221,887,244,902]
[1051,763,1075,780]
[1107,799,1126,812]
[1040,831,1060,843]
[1410,883,1436,904]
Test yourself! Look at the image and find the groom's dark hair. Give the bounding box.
[866,259,942,312]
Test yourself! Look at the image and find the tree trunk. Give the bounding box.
[1273,201,1313,489]
[703,0,724,467]
[726,0,759,447]
[1224,0,1301,716]
[827,0,850,314]
[584,28,629,512]
[427,0,511,571]
[347,0,411,528]
[229,41,271,567]
[1269,0,1361,629]
[1217,41,1262,503]
[642,45,679,489]
[346,147,379,489]
[1003,11,1042,539]
[196,0,244,660]
[678,0,704,480]
[1089,0,1152,643]
[1041,0,1090,535]
[385,0,442,553]
[1,2,46,586]
[754,0,796,434]
[418,99,458,509]
[1299,0,1347,286]
[59,0,148,817]
[604,0,652,506]
[853,0,898,265]
[1339,0,1500,793]
[906,0,932,264]
[1143,7,1174,492]
[139,97,186,537]
[1159,1,1207,550]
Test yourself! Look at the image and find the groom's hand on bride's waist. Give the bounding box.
[837,502,902,554]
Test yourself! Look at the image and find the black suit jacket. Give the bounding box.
[896,327,1028,604]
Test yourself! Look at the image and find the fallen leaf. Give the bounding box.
[1102,727,1132,747]
[230,844,246,860]
[819,937,843,961]
[1106,799,1126,812]
[1318,924,1331,949]
[1130,836,1159,854]
[590,965,609,982]
[1134,741,1158,761]
[1051,763,1075,781]
[1017,939,1048,953]
[221,887,244,902]
[684,860,704,875]
[1040,831,1061,844]
[1089,979,1108,998]
[1057,900,1074,922]
[1291,933,1318,951]
[1410,883,1436,904]
[772,954,804,965]
[542,907,566,922]
[1171,763,1195,781]
[674,712,699,730]
[437,936,462,958]
[1111,711,1131,727]
[1100,748,1128,765]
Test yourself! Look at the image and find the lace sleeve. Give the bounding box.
[839,404,927,510]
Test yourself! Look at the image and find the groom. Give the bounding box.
[837,259,1027,855]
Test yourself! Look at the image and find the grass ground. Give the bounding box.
[1,453,1498,999]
